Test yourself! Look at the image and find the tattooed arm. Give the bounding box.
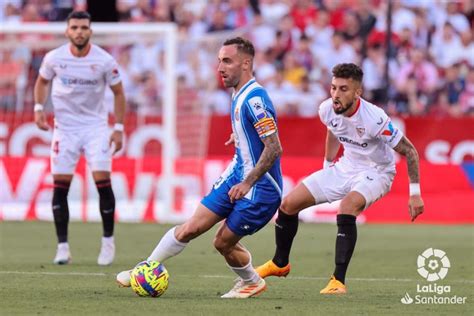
[393,136,424,221]
[228,133,282,202]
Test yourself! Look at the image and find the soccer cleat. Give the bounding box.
[255,260,291,278]
[319,275,347,294]
[97,236,115,266]
[221,278,267,298]
[53,242,71,265]
[116,269,132,287]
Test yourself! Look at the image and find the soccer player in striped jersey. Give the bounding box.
[117,37,283,298]
[34,11,126,266]
[256,63,424,294]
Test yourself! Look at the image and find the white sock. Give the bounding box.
[228,253,260,284]
[102,236,114,244]
[147,227,188,262]
[58,242,69,250]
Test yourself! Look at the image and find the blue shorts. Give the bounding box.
[201,180,280,236]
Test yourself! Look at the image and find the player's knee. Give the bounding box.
[175,222,201,242]
[339,199,364,216]
[280,198,298,216]
[213,237,232,256]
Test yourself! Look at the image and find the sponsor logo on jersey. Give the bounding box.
[382,122,395,136]
[60,77,99,86]
[338,136,368,148]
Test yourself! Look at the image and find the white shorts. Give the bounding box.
[302,163,395,210]
[50,125,112,174]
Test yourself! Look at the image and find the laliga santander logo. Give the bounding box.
[417,248,451,282]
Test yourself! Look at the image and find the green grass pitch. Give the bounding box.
[0,221,472,315]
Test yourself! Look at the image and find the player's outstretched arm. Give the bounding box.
[228,133,282,203]
[393,136,424,222]
[109,82,126,154]
[33,76,51,131]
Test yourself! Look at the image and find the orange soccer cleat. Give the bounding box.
[255,260,291,279]
[319,275,347,294]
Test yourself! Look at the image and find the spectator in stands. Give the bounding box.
[259,0,290,23]
[266,68,298,115]
[296,75,327,117]
[437,1,470,33]
[362,43,398,106]
[226,0,254,29]
[207,9,233,32]
[315,31,358,78]
[290,0,317,32]
[306,9,334,49]
[458,30,474,67]
[249,14,276,52]
[396,48,439,115]
[437,63,465,117]
[459,67,474,115]
[430,22,464,68]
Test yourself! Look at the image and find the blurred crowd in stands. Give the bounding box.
[1,0,474,117]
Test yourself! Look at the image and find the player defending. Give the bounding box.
[117,37,283,298]
[34,11,126,265]
[256,63,424,294]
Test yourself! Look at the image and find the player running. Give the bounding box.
[34,11,126,265]
[256,63,424,294]
[117,37,283,298]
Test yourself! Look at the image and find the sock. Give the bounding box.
[272,209,299,267]
[52,180,71,243]
[333,214,357,284]
[147,227,188,262]
[96,179,115,237]
[228,252,260,284]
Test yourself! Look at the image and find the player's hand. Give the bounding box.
[228,181,252,203]
[109,130,123,155]
[225,133,235,146]
[408,195,424,222]
[34,111,50,131]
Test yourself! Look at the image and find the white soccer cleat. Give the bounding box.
[53,242,71,265]
[220,278,267,298]
[97,236,115,266]
[116,269,132,287]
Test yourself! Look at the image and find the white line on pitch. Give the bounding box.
[0,271,107,276]
[202,275,474,284]
[1,271,473,284]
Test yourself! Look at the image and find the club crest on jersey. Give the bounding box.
[249,96,267,120]
[356,126,365,137]
[90,64,99,72]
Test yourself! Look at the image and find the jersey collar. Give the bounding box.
[232,77,256,101]
[347,98,361,118]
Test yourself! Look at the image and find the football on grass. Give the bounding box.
[130,260,169,297]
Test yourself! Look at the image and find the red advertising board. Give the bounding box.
[1,157,472,224]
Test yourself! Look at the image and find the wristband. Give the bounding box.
[323,159,332,168]
[34,103,44,112]
[409,183,421,196]
[114,123,124,132]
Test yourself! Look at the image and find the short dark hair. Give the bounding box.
[223,37,255,57]
[332,63,363,82]
[67,11,91,24]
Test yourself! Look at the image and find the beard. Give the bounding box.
[72,37,90,51]
[333,100,354,114]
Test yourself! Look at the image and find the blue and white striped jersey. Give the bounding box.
[216,78,282,203]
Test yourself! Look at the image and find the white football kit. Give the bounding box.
[303,98,404,209]
[39,43,121,174]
